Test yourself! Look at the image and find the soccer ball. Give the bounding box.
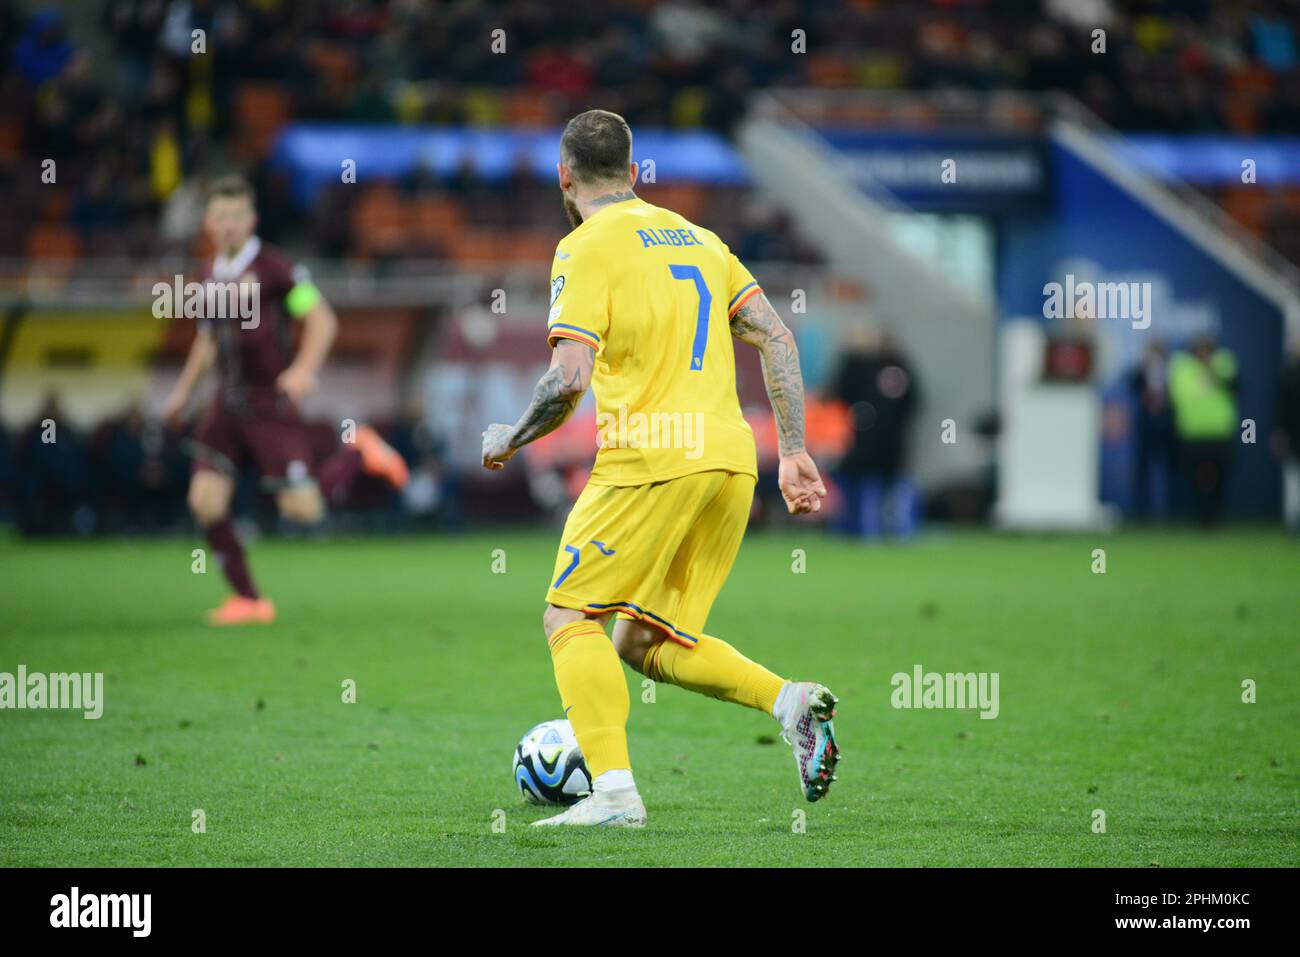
[512,719,591,806]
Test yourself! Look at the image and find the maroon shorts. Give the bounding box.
[187,392,316,489]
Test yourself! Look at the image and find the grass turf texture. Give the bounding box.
[0,530,1296,867]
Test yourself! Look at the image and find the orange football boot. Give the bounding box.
[354,425,410,489]
[206,595,276,626]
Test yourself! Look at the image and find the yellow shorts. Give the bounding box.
[545,470,755,648]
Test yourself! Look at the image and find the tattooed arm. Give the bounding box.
[730,293,807,456]
[482,338,595,470]
[730,292,827,514]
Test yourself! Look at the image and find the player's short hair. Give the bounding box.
[560,110,633,185]
[207,174,256,207]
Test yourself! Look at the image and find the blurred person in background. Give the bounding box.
[1168,335,1239,527]
[390,400,463,532]
[1276,337,1300,533]
[829,321,921,540]
[158,169,211,250]
[1128,339,1176,519]
[93,404,189,533]
[16,394,90,535]
[161,175,410,625]
[95,404,147,532]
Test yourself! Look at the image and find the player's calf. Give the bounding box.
[190,471,264,615]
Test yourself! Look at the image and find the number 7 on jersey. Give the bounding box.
[668,264,712,372]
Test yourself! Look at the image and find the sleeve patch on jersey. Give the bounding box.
[548,304,563,323]
[727,283,761,316]
[550,275,566,305]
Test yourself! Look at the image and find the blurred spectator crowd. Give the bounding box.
[0,394,454,535]
[1,0,1299,264]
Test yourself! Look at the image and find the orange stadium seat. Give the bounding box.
[234,84,292,160]
[39,189,72,223]
[411,197,465,238]
[512,230,559,262]
[1218,91,1260,134]
[305,42,358,88]
[449,230,511,263]
[1280,188,1300,214]
[504,90,552,124]
[1219,187,1271,235]
[26,224,82,260]
[350,184,412,258]
[640,184,706,222]
[805,54,857,89]
[0,117,24,160]
[1228,64,1276,97]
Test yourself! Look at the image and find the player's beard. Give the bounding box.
[562,193,583,229]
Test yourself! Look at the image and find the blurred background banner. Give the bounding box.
[270,125,749,205]
[2,0,1299,537]
[816,129,1051,211]
[1114,133,1300,185]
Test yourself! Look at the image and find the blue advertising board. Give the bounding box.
[816,130,1050,212]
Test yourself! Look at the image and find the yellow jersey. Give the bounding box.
[546,196,762,486]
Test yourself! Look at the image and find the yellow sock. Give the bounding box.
[548,620,630,779]
[643,634,786,715]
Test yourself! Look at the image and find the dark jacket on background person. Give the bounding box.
[830,346,920,478]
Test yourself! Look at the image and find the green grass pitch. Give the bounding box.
[0,529,1296,867]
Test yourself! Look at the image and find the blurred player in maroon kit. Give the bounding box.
[161,176,409,625]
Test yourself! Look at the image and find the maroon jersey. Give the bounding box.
[200,237,311,411]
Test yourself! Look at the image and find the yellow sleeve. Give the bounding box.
[546,245,608,351]
[726,252,762,318]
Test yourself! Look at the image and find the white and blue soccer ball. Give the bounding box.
[512,719,591,806]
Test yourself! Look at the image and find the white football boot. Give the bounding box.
[532,788,647,828]
[776,682,841,802]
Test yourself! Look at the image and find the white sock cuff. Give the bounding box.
[772,681,794,722]
[594,768,635,792]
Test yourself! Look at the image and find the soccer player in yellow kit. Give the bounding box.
[482,110,839,827]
